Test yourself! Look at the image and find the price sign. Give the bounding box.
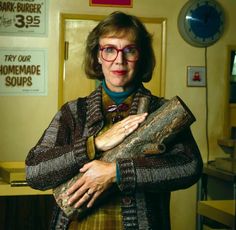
[0,0,48,37]
[15,15,41,29]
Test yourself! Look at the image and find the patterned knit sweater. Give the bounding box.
[25,85,203,230]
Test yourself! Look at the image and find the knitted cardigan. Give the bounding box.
[25,85,203,230]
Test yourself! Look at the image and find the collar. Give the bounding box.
[101,80,137,105]
[86,83,152,129]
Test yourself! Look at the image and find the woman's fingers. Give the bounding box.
[123,122,139,136]
[67,161,116,209]
[67,177,84,195]
[119,113,148,134]
[86,191,101,208]
[121,113,147,135]
[73,190,92,208]
[72,189,100,208]
[68,183,88,205]
[80,161,92,173]
[67,162,94,196]
[95,113,148,151]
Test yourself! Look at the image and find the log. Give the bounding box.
[53,96,196,219]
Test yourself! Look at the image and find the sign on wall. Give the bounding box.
[0,48,48,96]
[0,0,48,36]
[90,0,132,7]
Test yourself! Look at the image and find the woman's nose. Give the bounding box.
[115,50,125,64]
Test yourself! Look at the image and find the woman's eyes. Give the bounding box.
[104,47,116,53]
[124,47,136,54]
[102,46,138,54]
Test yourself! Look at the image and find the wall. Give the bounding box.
[1,0,236,229]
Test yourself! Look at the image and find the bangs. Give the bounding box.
[101,27,137,42]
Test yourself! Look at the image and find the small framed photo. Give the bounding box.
[187,66,206,87]
[90,0,132,7]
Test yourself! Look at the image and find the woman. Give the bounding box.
[25,11,203,230]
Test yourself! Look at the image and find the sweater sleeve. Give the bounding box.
[116,128,203,194]
[25,101,90,191]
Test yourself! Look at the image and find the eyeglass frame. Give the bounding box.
[99,45,140,62]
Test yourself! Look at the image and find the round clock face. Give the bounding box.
[178,0,225,47]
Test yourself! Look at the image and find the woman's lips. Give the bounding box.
[112,70,127,75]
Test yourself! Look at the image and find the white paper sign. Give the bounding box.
[0,48,47,96]
[0,0,48,36]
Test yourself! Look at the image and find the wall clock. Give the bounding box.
[178,0,225,47]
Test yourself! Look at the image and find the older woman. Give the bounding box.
[25,11,203,230]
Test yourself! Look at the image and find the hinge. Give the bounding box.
[64,41,69,60]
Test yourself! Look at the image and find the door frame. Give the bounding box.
[58,13,167,107]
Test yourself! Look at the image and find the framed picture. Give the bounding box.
[187,66,206,87]
[90,0,132,7]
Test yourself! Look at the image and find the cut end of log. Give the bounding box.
[175,96,196,123]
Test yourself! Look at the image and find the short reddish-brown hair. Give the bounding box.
[84,11,156,83]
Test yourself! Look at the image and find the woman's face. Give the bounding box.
[98,35,138,92]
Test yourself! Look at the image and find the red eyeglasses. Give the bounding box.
[99,45,139,62]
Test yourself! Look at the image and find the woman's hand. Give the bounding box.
[67,160,116,209]
[66,113,147,209]
[95,113,148,151]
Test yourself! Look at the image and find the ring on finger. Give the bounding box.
[86,191,92,197]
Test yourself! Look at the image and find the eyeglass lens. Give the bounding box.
[100,46,139,62]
